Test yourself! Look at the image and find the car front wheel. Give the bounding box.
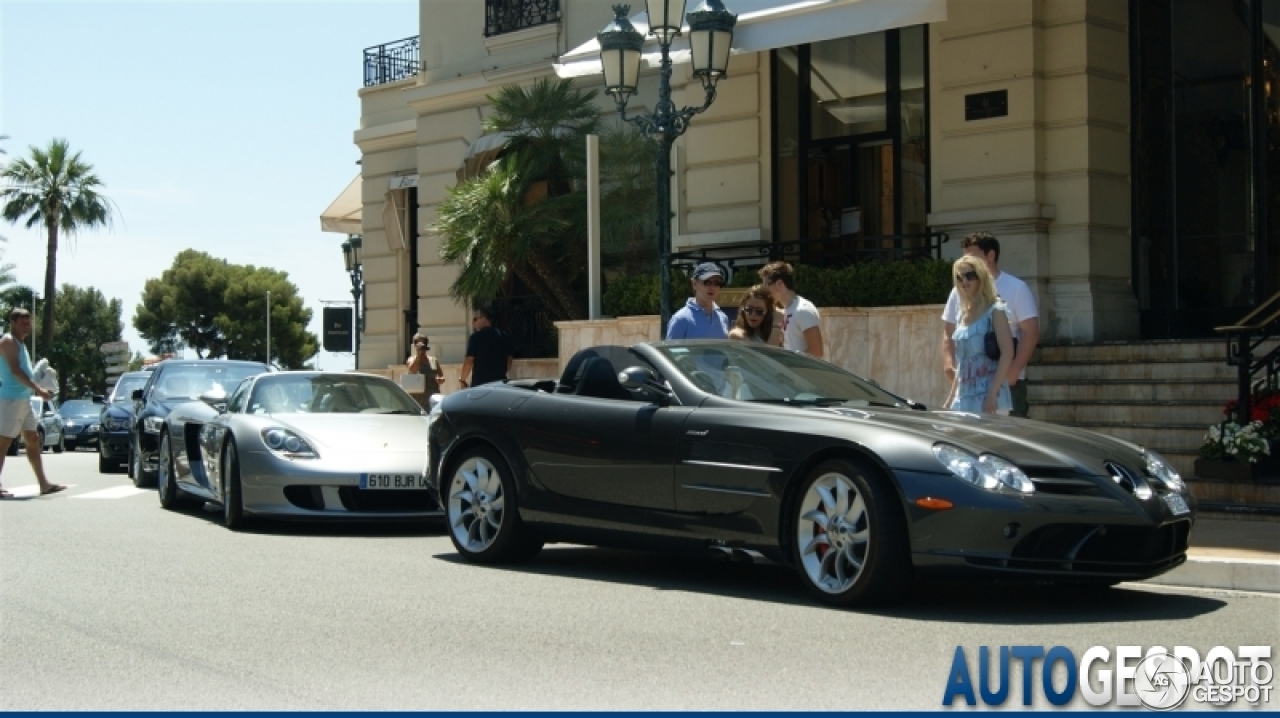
[52,431,64,453]
[157,433,189,510]
[444,446,542,564]
[791,458,910,607]
[131,433,156,487]
[222,437,248,531]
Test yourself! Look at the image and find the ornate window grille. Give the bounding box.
[364,36,419,87]
[485,0,560,38]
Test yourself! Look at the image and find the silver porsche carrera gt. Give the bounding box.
[157,371,439,529]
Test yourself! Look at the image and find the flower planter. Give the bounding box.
[1193,457,1280,482]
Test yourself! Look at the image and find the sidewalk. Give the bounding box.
[1142,514,1280,593]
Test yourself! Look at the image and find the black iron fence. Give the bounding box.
[488,295,558,359]
[485,0,559,37]
[670,232,949,276]
[364,36,419,87]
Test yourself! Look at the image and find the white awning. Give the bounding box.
[320,175,362,234]
[554,0,946,78]
[457,132,513,182]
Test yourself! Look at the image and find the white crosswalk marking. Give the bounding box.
[73,486,148,499]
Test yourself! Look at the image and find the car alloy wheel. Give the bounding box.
[131,433,154,487]
[36,428,45,453]
[52,431,64,453]
[157,433,185,510]
[222,437,247,530]
[791,458,910,607]
[444,446,542,564]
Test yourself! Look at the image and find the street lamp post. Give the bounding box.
[597,1,737,336]
[341,234,364,370]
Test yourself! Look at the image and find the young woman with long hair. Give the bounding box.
[728,284,783,346]
[944,256,1014,414]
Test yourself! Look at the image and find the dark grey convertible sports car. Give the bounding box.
[427,341,1195,607]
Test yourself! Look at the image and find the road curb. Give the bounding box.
[1143,556,1280,593]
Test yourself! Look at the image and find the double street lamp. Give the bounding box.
[596,0,737,335]
[341,234,364,369]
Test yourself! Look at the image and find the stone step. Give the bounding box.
[1031,360,1238,382]
[1031,401,1226,425]
[1059,422,1207,449]
[1164,452,1198,478]
[1029,380,1235,403]
[1036,340,1228,364]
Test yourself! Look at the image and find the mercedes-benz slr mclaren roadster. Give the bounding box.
[427,341,1196,608]
[159,372,439,529]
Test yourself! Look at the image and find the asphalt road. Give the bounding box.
[1,450,1276,710]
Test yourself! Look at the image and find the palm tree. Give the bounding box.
[437,78,599,321]
[0,138,116,346]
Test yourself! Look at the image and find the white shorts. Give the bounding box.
[0,396,38,438]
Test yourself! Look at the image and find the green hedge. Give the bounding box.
[602,259,953,316]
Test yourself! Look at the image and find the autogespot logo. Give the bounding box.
[942,645,1274,709]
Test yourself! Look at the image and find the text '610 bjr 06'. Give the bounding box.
[426,341,1195,609]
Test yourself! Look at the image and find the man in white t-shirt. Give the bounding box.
[941,231,1040,417]
[759,261,824,358]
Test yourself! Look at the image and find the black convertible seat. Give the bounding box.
[557,349,599,393]
[574,357,632,401]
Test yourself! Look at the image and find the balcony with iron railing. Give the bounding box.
[485,0,559,38]
[364,35,419,87]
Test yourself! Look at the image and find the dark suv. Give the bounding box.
[128,360,270,486]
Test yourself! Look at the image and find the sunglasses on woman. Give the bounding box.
[741,306,767,316]
[955,270,979,283]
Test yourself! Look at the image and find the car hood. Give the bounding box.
[814,406,1150,476]
[264,414,430,453]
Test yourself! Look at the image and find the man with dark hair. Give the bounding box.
[459,306,513,388]
[0,308,65,498]
[941,231,1040,417]
[667,262,730,340]
[759,261,824,358]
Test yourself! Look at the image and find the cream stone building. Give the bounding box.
[323,0,1279,374]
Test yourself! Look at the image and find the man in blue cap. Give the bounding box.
[666,262,731,340]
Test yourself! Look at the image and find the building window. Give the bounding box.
[771,26,930,263]
[485,0,560,38]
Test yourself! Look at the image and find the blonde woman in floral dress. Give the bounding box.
[944,255,1014,415]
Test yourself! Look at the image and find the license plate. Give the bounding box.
[360,473,429,490]
[1162,493,1190,515]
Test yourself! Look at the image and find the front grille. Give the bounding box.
[337,487,438,513]
[974,520,1193,574]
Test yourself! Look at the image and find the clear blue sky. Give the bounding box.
[0,0,416,369]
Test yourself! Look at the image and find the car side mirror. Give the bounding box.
[618,366,672,403]
[199,389,228,413]
[131,389,144,401]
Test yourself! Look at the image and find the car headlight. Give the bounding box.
[260,427,317,459]
[932,443,1034,493]
[142,416,164,434]
[1144,449,1185,493]
[102,415,130,431]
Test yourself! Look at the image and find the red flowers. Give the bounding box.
[1224,391,1280,424]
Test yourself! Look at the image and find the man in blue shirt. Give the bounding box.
[667,262,731,340]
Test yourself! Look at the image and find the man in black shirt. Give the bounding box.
[459,307,513,388]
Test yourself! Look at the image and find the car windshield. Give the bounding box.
[59,400,100,418]
[110,375,149,402]
[246,375,422,415]
[655,342,909,408]
[153,365,267,401]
